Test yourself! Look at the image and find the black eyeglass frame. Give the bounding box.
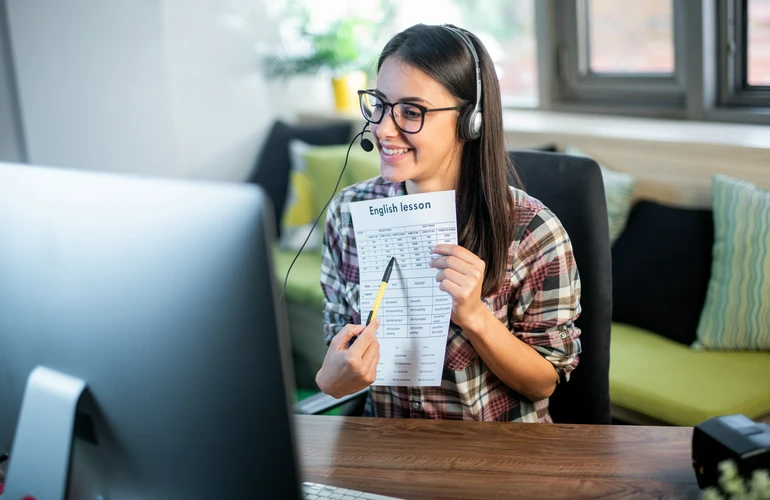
[357,90,463,134]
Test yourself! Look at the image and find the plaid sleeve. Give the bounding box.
[320,197,356,346]
[510,209,582,382]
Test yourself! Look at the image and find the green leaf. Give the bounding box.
[264,16,378,79]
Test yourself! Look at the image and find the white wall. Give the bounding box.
[6,0,178,176]
[161,0,279,181]
[3,0,319,182]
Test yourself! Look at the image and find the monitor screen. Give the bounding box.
[0,162,301,499]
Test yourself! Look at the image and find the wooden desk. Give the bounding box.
[296,415,701,499]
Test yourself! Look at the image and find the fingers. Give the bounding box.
[361,326,380,359]
[430,246,485,281]
[431,255,477,277]
[435,268,477,290]
[347,320,379,384]
[431,244,484,265]
[363,348,380,384]
[360,329,380,385]
[437,277,464,297]
[345,322,380,387]
[348,334,379,387]
[318,321,381,397]
[331,323,365,350]
[431,246,485,302]
[348,319,379,356]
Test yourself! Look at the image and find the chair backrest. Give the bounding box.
[508,150,613,425]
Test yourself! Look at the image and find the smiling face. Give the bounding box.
[371,56,464,194]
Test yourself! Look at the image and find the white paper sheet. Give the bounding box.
[350,190,457,386]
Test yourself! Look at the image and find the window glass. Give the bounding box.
[387,0,537,106]
[748,0,770,86]
[587,0,674,74]
[274,0,538,106]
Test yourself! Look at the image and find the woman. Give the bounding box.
[316,23,582,422]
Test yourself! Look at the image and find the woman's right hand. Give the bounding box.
[315,320,380,399]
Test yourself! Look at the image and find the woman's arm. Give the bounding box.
[431,210,581,401]
[462,305,559,401]
[317,198,381,398]
[430,245,559,401]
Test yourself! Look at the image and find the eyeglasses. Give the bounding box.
[358,90,463,134]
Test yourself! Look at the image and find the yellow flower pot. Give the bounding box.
[332,71,367,112]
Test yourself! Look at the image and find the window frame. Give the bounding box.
[534,0,770,125]
[718,0,770,107]
[551,0,686,111]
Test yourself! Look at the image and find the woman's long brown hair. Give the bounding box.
[378,24,519,297]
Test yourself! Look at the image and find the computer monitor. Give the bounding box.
[0,162,302,499]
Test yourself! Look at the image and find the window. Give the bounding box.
[747,0,770,86]
[718,0,770,110]
[380,0,538,106]
[587,0,675,74]
[273,0,770,123]
[271,0,538,106]
[550,0,686,113]
[547,0,770,123]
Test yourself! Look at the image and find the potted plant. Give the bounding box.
[264,16,378,112]
[701,459,770,500]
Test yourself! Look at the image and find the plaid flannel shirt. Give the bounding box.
[320,176,582,422]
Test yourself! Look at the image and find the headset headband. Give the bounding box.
[442,25,482,119]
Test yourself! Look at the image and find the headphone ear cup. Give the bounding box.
[468,110,482,140]
[457,107,467,141]
[458,106,482,141]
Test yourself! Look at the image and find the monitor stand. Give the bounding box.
[5,366,87,500]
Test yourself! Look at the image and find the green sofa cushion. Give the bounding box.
[610,322,770,426]
[273,247,325,306]
[302,144,380,230]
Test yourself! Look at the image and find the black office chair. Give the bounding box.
[296,150,612,424]
[507,150,612,424]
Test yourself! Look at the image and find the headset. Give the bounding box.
[442,25,483,142]
[282,25,481,296]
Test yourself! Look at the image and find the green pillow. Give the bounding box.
[563,145,636,245]
[346,150,381,185]
[303,143,380,229]
[278,140,321,252]
[280,140,379,252]
[694,175,770,351]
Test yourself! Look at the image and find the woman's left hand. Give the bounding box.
[430,244,488,331]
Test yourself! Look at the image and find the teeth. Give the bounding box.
[382,147,409,156]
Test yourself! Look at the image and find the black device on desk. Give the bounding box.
[692,414,770,489]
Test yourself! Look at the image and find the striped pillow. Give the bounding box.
[600,165,636,246]
[694,175,770,351]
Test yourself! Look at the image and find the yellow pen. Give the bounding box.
[367,256,396,326]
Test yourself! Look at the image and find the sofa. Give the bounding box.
[607,199,770,425]
[248,120,770,425]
